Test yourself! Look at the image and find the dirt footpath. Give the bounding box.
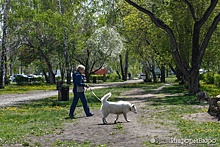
[28,84,175,147]
[0,80,143,107]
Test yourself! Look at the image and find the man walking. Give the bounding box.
[67,65,93,118]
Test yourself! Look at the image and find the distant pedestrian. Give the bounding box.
[67,65,93,119]
[128,72,131,80]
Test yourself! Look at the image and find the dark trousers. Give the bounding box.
[69,92,91,116]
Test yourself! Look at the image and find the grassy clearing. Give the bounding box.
[1,81,219,146]
[0,82,162,146]
[140,84,220,146]
[0,83,57,95]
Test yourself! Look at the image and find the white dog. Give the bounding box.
[100,92,137,124]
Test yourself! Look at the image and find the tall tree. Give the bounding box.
[125,0,220,94]
[0,0,9,89]
[74,26,123,82]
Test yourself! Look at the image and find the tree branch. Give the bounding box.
[181,0,197,21]
[90,63,104,74]
[73,56,85,66]
[125,0,189,77]
[197,0,218,28]
[197,12,220,66]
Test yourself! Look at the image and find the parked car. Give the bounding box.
[26,74,39,78]
[10,74,28,82]
[138,74,146,80]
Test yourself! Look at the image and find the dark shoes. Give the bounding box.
[87,113,94,117]
[65,113,94,119]
[65,116,75,119]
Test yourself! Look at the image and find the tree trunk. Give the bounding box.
[64,33,71,84]
[119,54,125,80]
[4,55,8,85]
[38,47,55,84]
[143,64,150,82]
[123,49,129,81]
[208,97,220,120]
[85,69,90,83]
[42,69,49,84]
[61,69,65,82]
[150,59,157,83]
[48,70,55,84]
[188,70,200,94]
[160,65,165,83]
[116,70,121,79]
[151,69,157,83]
[0,0,9,89]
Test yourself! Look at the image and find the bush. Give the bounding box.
[55,76,62,82]
[90,74,110,83]
[203,72,214,84]
[214,74,220,87]
[108,72,122,82]
[199,74,205,81]
[15,76,44,85]
[5,76,10,85]
[15,76,29,85]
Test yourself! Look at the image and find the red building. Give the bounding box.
[93,68,108,75]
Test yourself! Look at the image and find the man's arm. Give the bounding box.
[75,74,89,88]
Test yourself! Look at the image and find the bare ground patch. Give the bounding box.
[13,85,179,147]
[182,112,219,122]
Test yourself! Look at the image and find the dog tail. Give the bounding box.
[101,92,112,103]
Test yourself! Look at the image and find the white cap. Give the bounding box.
[77,65,85,71]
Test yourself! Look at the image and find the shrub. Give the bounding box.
[214,74,220,87]
[15,76,29,85]
[199,74,205,81]
[90,74,109,83]
[55,76,62,82]
[5,76,10,85]
[203,72,214,84]
[15,76,44,85]
[108,72,122,82]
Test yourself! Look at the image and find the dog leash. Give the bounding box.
[89,88,101,101]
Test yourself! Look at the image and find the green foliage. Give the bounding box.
[108,72,121,82]
[199,73,205,81]
[90,74,110,83]
[214,74,220,87]
[203,72,215,84]
[15,76,29,85]
[15,76,44,85]
[55,76,62,82]
[90,74,106,81]
[200,83,220,97]
[202,73,220,88]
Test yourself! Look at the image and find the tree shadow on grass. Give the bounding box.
[18,96,70,108]
[154,84,187,94]
[149,95,202,106]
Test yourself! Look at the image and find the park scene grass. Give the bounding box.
[0,84,56,95]
[0,81,220,146]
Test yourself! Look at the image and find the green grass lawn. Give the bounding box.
[0,83,58,95]
[0,82,220,146]
[142,84,220,146]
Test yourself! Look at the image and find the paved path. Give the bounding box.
[0,79,143,107]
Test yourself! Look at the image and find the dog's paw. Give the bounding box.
[126,120,130,122]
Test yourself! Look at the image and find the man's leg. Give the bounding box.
[79,93,93,116]
[69,93,79,117]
